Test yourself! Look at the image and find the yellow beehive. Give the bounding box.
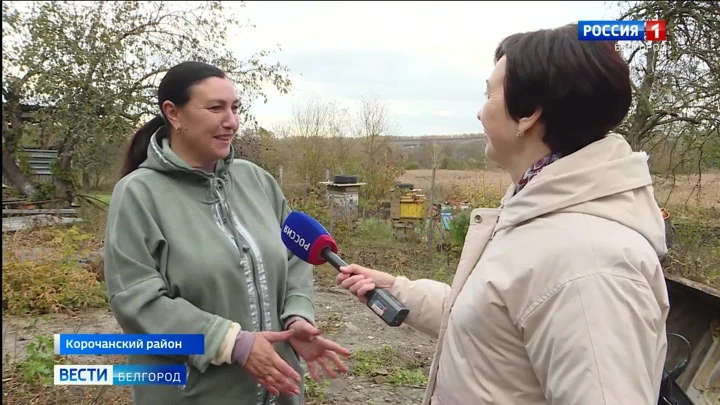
[399,193,427,219]
[390,187,428,220]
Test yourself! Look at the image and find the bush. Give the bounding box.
[15,335,61,387]
[448,211,471,249]
[2,227,108,315]
[404,161,421,170]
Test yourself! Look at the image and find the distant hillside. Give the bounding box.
[386,133,486,150]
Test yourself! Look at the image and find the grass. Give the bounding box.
[13,335,59,387]
[312,216,462,287]
[399,169,720,290]
[399,169,720,211]
[92,192,112,204]
[2,226,107,315]
[1,169,716,404]
[350,345,428,387]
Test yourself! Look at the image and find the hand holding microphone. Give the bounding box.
[281,212,409,327]
[336,264,397,305]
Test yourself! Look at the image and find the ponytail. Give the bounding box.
[120,115,166,178]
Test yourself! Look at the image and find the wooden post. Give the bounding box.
[426,165,437,255]
[278,166,284,187]
[329,193,335,235]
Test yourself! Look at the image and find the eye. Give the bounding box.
[231,104,239,113]
[209,105,223,112]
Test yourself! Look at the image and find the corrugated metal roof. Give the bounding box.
[2,149,58,184]
[22,149,57,176]
[2,215,83,232]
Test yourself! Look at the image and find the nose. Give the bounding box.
[222,107,239,130]
[476,108,483,122]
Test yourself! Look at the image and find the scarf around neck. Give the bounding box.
[513,152,563,196]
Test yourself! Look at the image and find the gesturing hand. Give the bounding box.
[243,330,302,397]
[288,320,351,381]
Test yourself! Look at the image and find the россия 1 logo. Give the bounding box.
[578,20,667,41]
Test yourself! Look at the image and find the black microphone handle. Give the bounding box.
[319,247,409,327]
[320,248,377,300]
[321,248,347,270]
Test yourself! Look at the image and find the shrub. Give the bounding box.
[2,226,108,315]
[448,211,471,249]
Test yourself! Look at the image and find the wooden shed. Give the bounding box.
[664,272,720,404]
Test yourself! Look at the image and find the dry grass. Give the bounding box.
[400,169,720,210]
[399,169,719,291]
[398,169,510,204]
[2,226,106,316]
[652,171,720,210]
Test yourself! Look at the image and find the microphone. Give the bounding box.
[281,211,409,327]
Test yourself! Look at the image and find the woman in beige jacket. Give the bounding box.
[337,24,670,405]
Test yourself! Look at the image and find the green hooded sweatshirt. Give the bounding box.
[103,131,315,405]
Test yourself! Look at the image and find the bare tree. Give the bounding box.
[614,0,720,201]
[353,95,403,206]
[283,95,352,189]
[234,127,281,173]
[426,141,444,254]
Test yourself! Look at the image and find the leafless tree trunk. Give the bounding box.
[426,142,443,255]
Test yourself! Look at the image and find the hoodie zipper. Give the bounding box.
[212,177,265,332]
[211,177,272,405]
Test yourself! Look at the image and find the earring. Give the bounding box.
[516,130,523,137]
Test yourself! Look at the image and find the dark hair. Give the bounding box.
[494,24,632,155]
[120,61,226,177]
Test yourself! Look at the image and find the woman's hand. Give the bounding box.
[288,320,351,381]
[336,264,397,304]
[243,330,302,397]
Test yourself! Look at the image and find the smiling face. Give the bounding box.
[162,76,240,168]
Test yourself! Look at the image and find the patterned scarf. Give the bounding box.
[513,152,564,196]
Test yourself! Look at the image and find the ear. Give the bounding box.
[517,107,542,135]
[161,100,181,130]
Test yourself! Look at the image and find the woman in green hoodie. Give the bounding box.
[103,61,350,405]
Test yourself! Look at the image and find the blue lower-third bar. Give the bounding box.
[54,333,205,355]
[54,364,188,386]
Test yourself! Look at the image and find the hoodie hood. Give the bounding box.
[496,133,667,257]
[139,128,234,178]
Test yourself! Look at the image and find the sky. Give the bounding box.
[228,1,623,136]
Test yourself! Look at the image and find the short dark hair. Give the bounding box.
[495,23,632,155]
[120,61,226,177]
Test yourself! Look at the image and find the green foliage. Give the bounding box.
[30,182,55,202]
[404,161,421,170]
[15,151,33,175]
[351,345,428,387]
[2,0,291,193]
[312,218,456,287]
[49,159,80,188]
[354,217,395,242]
[448,211,471,249]
[15,335,60,387]
[442,157,470,170]
[2,226,108,315]
[304,373,329,401]
[702,133,720,169]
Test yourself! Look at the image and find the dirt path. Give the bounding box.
[2,284,436,404]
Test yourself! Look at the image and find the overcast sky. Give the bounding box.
[228,1,622,136]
